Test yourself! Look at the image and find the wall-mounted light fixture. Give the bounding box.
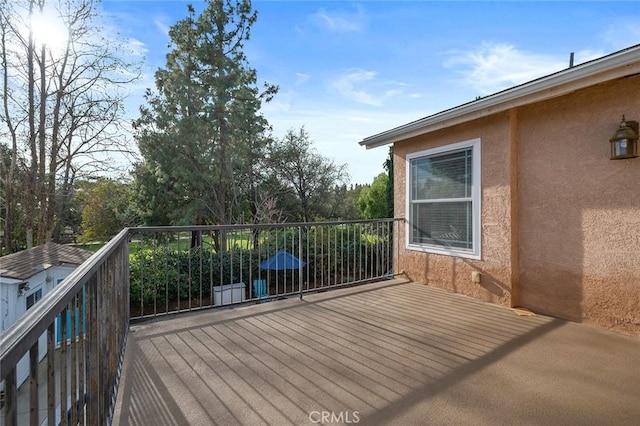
[610,115,638,160]
[18,282,30,297]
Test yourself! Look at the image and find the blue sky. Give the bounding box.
[99,1,640,184]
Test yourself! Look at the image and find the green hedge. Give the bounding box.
[129,246,254,307]
[129,224,392,308]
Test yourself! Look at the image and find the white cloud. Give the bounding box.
[329,69,411,107]
[261,102,425,184]
[601,20,640,51]
[263,90,293,114]
[384,89,402,97]
[154,18,171,38]
[124,38,148,57]
[444,42,569,95]
[330,69,382,106]
[295,73,310,84]
[311,6,366,33]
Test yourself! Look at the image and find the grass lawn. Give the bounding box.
[73,229,261,256]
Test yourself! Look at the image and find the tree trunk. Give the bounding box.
[190,230,202,249]
[25,0,37,250]
[1,18,17,253]
[53,161,74,242]
[37,41,48,244]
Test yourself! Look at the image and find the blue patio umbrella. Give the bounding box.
[259,250,306,270]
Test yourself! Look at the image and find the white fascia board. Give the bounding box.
[0,277,23,285]
[360,44,640,149]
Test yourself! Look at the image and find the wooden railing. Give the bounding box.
[0,229,129,426]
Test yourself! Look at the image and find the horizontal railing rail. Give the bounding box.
[0,219,401,425]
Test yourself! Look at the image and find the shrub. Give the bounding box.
[129,246,254,307]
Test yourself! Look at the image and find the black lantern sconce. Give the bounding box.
[610,116,638,160]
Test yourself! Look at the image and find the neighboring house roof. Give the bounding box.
[0,243,94,281]
[360,43,640,149]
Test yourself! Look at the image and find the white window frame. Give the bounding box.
[406,138,481,259]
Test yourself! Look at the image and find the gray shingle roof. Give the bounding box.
[0,243,94,281]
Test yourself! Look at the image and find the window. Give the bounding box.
[407,139,481,259]
[26,288,43,310]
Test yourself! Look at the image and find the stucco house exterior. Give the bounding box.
[360,44,640,337]
[0,242,94,386]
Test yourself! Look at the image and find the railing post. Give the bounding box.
[4,367,17,426]
[60,307,68,426]
[86,274,100,425]
[77,289,86,425]
[47,323,55,426]
[70,298,78,426]
[299,225,304,300]
[29,342,39,425]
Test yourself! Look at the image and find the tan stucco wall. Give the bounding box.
[393,74,640,337]
[517,74,640,336]
[394,114,514,306]
[394,75,640,336]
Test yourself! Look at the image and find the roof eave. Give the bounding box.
[360,45,640,149]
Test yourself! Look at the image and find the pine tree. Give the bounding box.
[134,0,277,233]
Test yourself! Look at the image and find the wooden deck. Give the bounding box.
[113,279,640,425]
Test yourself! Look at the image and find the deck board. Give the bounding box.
[113,280,640,425]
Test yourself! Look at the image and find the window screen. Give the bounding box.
[26,288,43,310]
[409,146,475,251]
